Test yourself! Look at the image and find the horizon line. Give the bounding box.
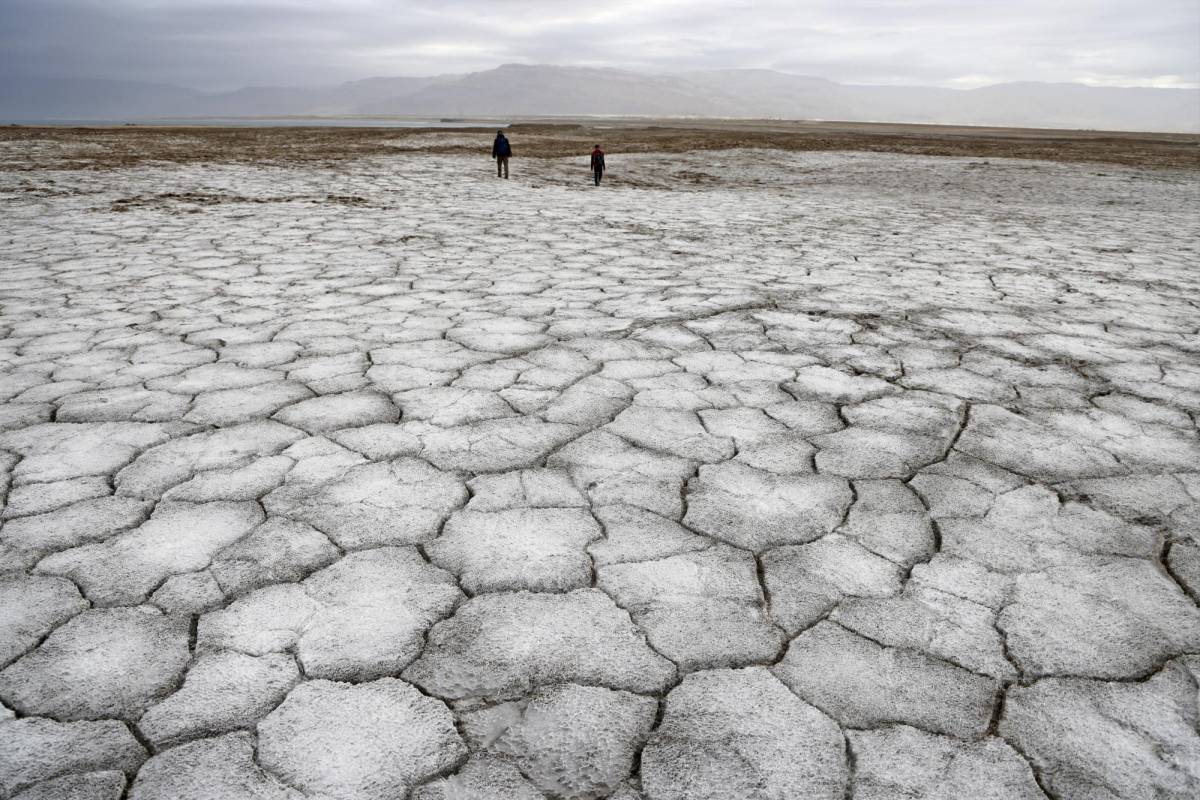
[6,65,1199,94]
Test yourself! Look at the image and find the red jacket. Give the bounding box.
[590,148,606,171]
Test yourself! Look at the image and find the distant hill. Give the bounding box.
[2,66,1197,132]
[361,65,731,117]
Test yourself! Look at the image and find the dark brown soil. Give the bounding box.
[2,119,1197,171]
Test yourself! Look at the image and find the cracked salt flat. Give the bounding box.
[0,145,1198,799]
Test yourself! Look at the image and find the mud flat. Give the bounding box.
[1,129,1198,798]
[2,117,1197,169]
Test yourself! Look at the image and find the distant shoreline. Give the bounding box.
[5,116,1199,139]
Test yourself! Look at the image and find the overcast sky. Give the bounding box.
[1,0,1196,91]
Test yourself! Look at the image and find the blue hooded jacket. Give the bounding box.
[492,133,512,158]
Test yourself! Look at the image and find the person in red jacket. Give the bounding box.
[590,144,606,186]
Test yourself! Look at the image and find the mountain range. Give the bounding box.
[2,64,1197,132]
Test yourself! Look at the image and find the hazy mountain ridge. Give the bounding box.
[2,65,1197,132]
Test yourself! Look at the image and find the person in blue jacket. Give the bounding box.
[492,131,512,178]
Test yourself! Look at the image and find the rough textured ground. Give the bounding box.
[1,135,1199,800]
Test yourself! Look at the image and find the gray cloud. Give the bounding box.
[0,0,1196,90]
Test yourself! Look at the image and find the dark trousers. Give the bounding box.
[593,168,603,186]
[496,157,509,178]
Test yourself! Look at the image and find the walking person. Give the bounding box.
[492,130,511,179]
[590,144,606,186]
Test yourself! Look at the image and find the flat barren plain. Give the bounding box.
[1,121,1199,799]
